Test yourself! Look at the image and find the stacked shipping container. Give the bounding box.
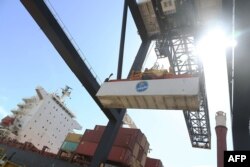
[58,133,82,159]
[61,133,82,152]
[1,116,15,127]
[57,127,164,167]
[144,157,163,167]
[76,126,150,167]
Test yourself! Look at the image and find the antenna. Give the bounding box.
[60,85,72,103]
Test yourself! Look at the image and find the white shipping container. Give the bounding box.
[194,0,222,25]
[161,0,176,15]
[137,0,161,37]
[96,77,200,110]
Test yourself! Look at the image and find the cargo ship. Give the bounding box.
[0,86,82,154]
[0,126,163,167]
[0,87,163,167]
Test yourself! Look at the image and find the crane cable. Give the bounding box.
[44,0,102,84]
[141,41,156,71]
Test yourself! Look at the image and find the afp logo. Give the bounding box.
[136,81,148,92]
[224,151,249,167]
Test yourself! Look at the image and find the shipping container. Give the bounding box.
[140,135,147,148]
[118,127,144,144]
[137,0,161,37]
[132,143,140,159]
[137,147,144,162]
[108,146,134,166]
[78,126,150,166]
[60,141,78,152]
[194,0,222,25]
[76,141,97,157]
[141,153,147,167]
[65,133,82,143]
[81,129,103,143]
[94,125,106,132]
[145,157,163,167]
[96,77,200,110]
[93,126,148,153]
[144,142,150,154]
[76,141,140,167]
[1,116,15,126]
[140,134,150,155]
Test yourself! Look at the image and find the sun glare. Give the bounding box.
[197,28,226,63]
[197,27,236,64]
[197,27,233,115]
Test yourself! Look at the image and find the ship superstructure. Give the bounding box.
[0,86,82,153]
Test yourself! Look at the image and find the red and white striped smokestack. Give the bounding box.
[215,111,227,167]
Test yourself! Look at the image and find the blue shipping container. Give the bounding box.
[61,141,78,152]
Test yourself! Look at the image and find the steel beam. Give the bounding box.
[20,0,120,121]
[90,109,126,167]
[232,0,250,150]
[20,1,125,166]
[117,0,128,80]
[183,73,211,149]
[20,1,151,166]
[128,0,211,149]
[223,0,233,110]
[92,3,151,165]
[90,1,129,166]
[128,41,151,77]
[154,29,211,148]
[127,0,148,41]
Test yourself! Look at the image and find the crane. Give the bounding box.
[20,1,141,166]
[126,0,222,149]
[97,0,213,149]
[19,0,225,166]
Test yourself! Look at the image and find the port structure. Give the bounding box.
[127,0,211,149]
[20,0,211,166]
[225,0,250,150]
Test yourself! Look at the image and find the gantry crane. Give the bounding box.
[97,0,212,149]
[20,0,223,166]
[138,0,211,149]
[150,0,211,149]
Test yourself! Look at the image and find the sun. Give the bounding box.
[197,26,236,65]
[196,26,234,115]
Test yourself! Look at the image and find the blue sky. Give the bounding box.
[0,1,232,167]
